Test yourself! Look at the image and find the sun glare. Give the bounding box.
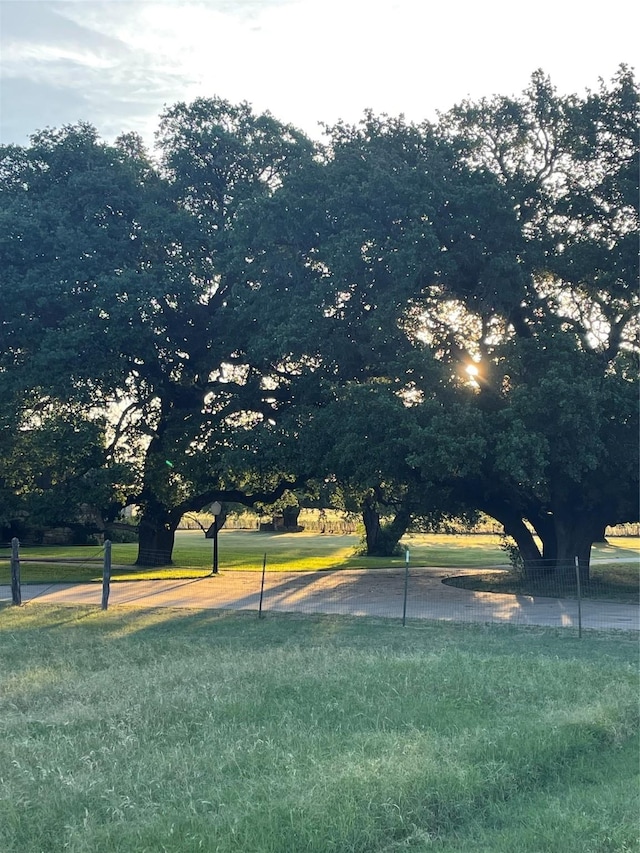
[465,362,482,389]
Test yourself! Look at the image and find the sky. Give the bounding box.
[0,0,637,149]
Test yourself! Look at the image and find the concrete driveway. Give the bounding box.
[2,566,638,631]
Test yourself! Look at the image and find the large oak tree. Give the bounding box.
[252,69,638,574]
[0,103,317,564]
[434,67,639,578]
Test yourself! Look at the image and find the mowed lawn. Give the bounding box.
[0,605,637,853]
[1,530,639,584]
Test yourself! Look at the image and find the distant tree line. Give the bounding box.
[0,67,637,579]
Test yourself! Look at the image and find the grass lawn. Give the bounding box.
[0,605,637,852]
[1,531,638,586]
[444,540,640,604]
[446,564,640,604]
[1,532,638,604]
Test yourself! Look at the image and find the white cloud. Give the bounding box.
[2,41,115,73]
[1,0,636,145]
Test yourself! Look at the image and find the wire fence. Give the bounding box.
[1,540,638,635]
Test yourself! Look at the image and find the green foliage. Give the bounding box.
[106,521,140,544]
[0,395,132,539]
[0,70,637,574]
[500,534,525,575]
[0,104,317,564]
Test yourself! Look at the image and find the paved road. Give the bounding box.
[2,567,638,631]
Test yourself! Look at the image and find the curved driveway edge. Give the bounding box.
[1,567,638,631]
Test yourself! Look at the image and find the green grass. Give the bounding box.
[446,567,639,604]
[445,540,640,604]
[0,605,638,852]
[1,531,638,585]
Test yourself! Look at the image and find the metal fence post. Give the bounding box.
[258,553,267,618]
[402,547,410,627]
[10,537,21,606]
[574,556,582,639]
[102,540,112,610]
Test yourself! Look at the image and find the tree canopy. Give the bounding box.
[0,102,318,562]
[1,70,637,572]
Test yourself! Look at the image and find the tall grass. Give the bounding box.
[0,604,637,852]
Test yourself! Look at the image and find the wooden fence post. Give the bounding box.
[10,537,21,606]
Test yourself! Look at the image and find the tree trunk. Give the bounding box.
[527,511,557,571]
[500,515,544,577]
[552,513,596,585]
[540,533,558,568]
[135,425,179,566]
[362,495,382,556]
[381,506,412,556]
[482,502,544,577]
[136,506,177,566]
[361,494,411,557]
[282,504,301,529]
[592,523,608,544]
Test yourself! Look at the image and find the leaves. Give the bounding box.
[1,73,637,566]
